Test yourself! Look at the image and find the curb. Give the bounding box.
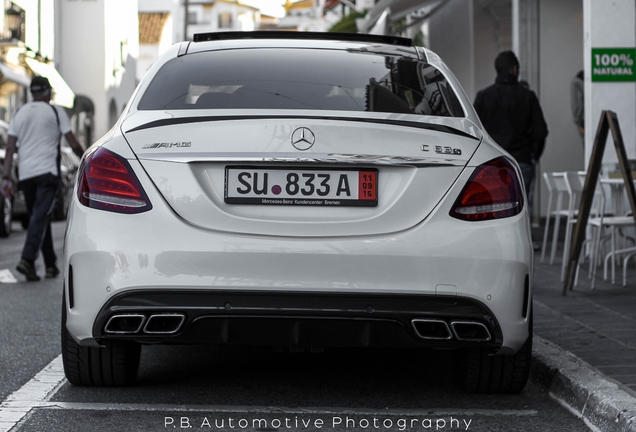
[530,335,636,432]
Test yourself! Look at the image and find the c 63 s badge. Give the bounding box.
[421,144,461,155]
[142,142,191,149]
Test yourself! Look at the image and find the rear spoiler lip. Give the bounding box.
[191,31,413,47]
[125,115,480,141]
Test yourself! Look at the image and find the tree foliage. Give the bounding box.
[328,9,367,33]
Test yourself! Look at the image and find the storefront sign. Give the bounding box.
[592,48,636,82]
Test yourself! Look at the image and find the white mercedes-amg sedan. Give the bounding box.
[62,32,533,393]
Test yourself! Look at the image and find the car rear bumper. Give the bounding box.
[90,289,504,350]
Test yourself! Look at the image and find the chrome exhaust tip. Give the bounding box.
[143,313,186,334]
[411,318,453,340]
[450,321,491,342]
[104,314,146,334]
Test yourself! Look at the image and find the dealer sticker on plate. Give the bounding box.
[225,167,378,207]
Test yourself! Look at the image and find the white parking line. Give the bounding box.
[0,355,66,432]
[0,355,538,431]
[0,269,17,284]
[30,403,539,417]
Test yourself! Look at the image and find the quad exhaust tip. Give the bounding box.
[104,313,186,335]
[411,318,453,340]
[104,314,146,334]
[411,318,491,342]
[143,313,186,334]
[449,320,491,342]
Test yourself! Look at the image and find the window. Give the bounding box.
[218,12,233,28]
[138,48,464,117]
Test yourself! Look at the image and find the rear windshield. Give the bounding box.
[138,48,465,117]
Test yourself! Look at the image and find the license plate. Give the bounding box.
[225,167,378,207]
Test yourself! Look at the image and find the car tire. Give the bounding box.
[61,296,141,386]
[452,311,532,394]
[0,196,12,237]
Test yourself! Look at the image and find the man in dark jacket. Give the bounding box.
[474,51,548,205]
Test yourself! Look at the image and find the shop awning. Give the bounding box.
[24,57,75,109]
[0,61,31,87]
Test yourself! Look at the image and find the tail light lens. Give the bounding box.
[450,157,523,221]
[77,147,152,214]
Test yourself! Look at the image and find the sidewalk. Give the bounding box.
[530,234,636,431]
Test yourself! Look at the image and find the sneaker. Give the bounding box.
[45,265,60,279]
[16,259,40,282]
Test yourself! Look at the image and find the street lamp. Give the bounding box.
[4,5,24,41]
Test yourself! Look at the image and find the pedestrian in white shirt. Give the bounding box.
[1,76,84,281]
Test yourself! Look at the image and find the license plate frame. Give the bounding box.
[224,166,378,207]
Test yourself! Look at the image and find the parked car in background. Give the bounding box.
[0,120,27,237]
[62,32,533,393]
[53,144,81,221]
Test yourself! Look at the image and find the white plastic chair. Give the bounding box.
[586,182,635,287]
[543,172,572,265]
[622,248,636,286]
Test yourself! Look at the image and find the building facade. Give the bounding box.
[137,0,267,89]
[55,0,139,142]
[0,0,73,124]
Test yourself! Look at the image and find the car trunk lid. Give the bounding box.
[121,112,481,237]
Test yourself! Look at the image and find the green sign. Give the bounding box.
[592,48,636,82]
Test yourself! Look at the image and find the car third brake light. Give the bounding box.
[450,156,523,221]
[77,147,152,214]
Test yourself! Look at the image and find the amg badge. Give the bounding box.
[142,142,192,149]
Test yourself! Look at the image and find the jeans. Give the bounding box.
[19,173,60,267]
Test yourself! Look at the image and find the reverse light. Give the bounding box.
[450,157,523,221]
[77,147,152,214]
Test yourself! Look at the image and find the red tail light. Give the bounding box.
[450,157,523,221]
[77,147,152,214]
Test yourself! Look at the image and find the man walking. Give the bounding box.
[474,51,548,207]
[1,76,84,281]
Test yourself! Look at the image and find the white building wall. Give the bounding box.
[137,14,174,83]
[538,0,585,190]
[12,0,55,58]
[139,0,262,43]
[473,4,509,99]
[56,0,106,121]
[56,0,138,141]
[104,0,139,128]
[426,0,475,98]
[187,3,258,37]
[138,0,178,12]
[428,0,506,102]
[278,0,327,32]
[584,0,636,167]
[138,44,159,83]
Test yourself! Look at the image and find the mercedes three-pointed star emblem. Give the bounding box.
[290,127,316,151]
